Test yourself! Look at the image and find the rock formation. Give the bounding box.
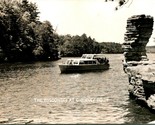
[123,14,155,111]
[123,14,153,62]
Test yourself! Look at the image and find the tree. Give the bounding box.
[58,34,102,57]
[0,0,59,62]
[32,20,59,60]
[105,0,133,10]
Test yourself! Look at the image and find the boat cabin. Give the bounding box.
[81,54,109,64]
[66,59,98,65]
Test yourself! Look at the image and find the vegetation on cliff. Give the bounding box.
[0,0,123,62]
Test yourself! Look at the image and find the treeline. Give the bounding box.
[100,42,123,54]
[0,0,58,62]
[0,0,123,62]
[58,34,123,57]
[58,34,102,57]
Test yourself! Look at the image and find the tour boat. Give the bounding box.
[59,54,110,73]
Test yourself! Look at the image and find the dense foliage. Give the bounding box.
[0,0,123,62]
[58,34,102,57]
[0,0,58,62]
[58,34,123,57]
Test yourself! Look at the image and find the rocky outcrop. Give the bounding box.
[123,14,155,111]
[123,14,153,62]
[125,63,155,106]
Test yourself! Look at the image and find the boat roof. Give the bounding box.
[81,54,106,59]
[67,58,96,61]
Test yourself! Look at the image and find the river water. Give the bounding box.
[0,54,155,124]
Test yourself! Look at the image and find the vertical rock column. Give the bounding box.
[122,15,155,111]
[123,15,154,62]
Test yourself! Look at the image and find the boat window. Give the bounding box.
[67,60,70,64]
[79,60,85,64]
[87,57,91,59]
[87,61,96,64]
[66,60,73,65]
[70,60,73,64]
[79,60,96,64]
[81,55,86,58]
[92,61,96,64]
[84,61,89,64]
[73,60,78,65]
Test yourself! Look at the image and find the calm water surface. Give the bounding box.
[0,54,155,124]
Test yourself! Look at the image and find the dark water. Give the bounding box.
[0,54,155,124]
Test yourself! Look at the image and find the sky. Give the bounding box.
[29,0,155,46]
